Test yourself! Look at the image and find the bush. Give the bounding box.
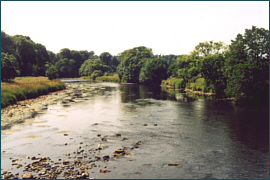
[46,64,59,80]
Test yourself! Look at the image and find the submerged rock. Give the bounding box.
[163,162,181,167]
[99,169,111,173]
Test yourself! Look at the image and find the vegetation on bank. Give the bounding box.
[162,77,208,93]
[96,74,120,82]
[1,77,66,108]
[1,26,269,103]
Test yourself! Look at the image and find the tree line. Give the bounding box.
[1,26,269,102]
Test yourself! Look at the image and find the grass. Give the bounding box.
[1,76,66,108]
[96,74,120,83]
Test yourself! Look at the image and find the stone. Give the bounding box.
[114,134,121,137]
[22,173,34,179]
[102,155,110,161]
[143,123,148,126]
[63,160,69,165]
[99,169,111,173]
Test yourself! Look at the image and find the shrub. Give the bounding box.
[46,64,59,80]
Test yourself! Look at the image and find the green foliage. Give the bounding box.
[191,40,227,56]
[161,78,185,89]
[45,64,59,80]
[100,52,112,66]
[201,54,227,97]
[91,70,103,80]
[79,58,112,77]
[224,26,269,100]
[1,92,17,108]
[167,62,178,77]
[1,52,18,81]
[139,58,168,85]
[117,46,153,83]
[55,58,76,78]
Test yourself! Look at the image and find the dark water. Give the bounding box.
[1,81,269,179]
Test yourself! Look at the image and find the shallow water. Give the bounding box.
[1,81,269,179]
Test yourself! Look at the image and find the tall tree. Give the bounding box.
[224,26,269,101]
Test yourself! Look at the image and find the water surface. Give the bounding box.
[1,81,269,179]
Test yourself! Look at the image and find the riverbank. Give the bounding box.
[1,82,109,130]
[1,77,66,108]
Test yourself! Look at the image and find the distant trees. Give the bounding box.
[1,26,268,102]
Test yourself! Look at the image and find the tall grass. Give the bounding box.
[96,74,120,83]
[1,76,66,108]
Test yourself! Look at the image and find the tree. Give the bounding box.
[91,70,103,80]
[58,48,72,59]
[117,46,153,83]
[201,54,227,97]
[110,56,120,72]
[1,52,18,81]
[100,52,112,66]
[55,58,76,78]
[34,43,50,76]
[1,31,16,55]
[139,58,168,85]
[45,64,59,80]
[224,26,269,101]
[192,40,227,57]
[79,58,112,77]
[13,35,37,76]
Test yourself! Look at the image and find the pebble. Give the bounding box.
[22,173,33,179]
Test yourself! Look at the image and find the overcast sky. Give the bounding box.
[1,1,269,56]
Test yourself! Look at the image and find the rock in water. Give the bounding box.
[22,173,34,179]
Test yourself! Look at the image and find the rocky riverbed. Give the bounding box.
[1,83,146,179]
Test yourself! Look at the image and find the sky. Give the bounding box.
[1,1,269,56]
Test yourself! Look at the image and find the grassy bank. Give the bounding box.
[81,74,120,83]
[1,76,66,108]
[161,77,214,93]
[96,74,120,82]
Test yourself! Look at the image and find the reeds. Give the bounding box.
[1,76,66,108]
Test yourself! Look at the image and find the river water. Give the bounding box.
[1,80,269,179]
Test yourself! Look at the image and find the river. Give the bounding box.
[1,80,269,179]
